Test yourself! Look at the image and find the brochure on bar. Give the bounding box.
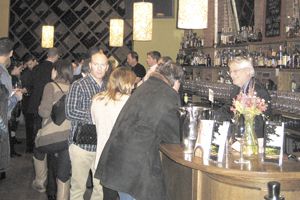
[209,121,230,163]
[194,120,214,161]
[263,121,285,166]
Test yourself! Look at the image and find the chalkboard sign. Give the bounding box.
[265,0,281,37]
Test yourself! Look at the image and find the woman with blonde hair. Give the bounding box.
[91,67,136,200]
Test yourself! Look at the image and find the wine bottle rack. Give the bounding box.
[9,0,132,64]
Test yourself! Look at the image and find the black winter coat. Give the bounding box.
[27,60,53,114]
[95,75,181,200]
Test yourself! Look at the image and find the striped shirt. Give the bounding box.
[66,74,105,152]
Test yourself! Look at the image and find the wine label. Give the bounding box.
[183,94,188,104]
[282,56,287,66]
[258,59,264,66]
[208,89,214,103]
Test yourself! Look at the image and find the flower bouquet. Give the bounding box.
[231,92,268,159]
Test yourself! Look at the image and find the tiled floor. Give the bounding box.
[0,122,92,200]
[0,125,48,200]
[0,151,48,200]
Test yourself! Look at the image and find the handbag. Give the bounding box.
[73,123,97,145]
[51,82,66,126]
[35,118,70,153]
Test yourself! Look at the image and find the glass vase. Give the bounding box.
[242,115,259,159]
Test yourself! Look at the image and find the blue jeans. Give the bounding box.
[118,192,135,200]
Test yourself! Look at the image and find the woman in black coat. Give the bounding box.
[95,61,184,200]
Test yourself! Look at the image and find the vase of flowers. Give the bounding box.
[231,92,268,159]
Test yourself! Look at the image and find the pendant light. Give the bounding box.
[41,25,54,48]
[109,19,124,47]
[178,0,208,29]
[133,2,153,41]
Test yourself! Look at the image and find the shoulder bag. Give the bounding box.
[35,118,70,153]
[51,82,66,126]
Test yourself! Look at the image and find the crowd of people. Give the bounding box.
[0,37,184,200]
[0,35,271,200]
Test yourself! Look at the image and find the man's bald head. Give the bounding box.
[89,52,108,83]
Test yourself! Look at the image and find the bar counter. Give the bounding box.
[160,144,300,200]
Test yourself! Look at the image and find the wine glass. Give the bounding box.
[14,80,22,89]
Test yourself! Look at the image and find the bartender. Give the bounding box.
[217,56,272,138]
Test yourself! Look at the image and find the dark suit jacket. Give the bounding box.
[216,78,272,138]
[95,75,181,200]
[250,80,272,137]
[27,60,53,114]
[20,68,32,114]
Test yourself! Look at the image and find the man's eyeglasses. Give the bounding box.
[229,67,249,75]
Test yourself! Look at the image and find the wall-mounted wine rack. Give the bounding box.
[9,0,132,64]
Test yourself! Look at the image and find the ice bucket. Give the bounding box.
[179,104,210,154]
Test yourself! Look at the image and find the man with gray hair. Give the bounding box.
[228,56,271,137]
[95,61,183,200]
[228,56,255,91]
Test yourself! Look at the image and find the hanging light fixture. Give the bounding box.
[109,19,124,47]
[41,25,54,48]
[133,2,153,41]
[178,0,208,29]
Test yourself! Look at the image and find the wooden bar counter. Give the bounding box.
[160,144,300,200]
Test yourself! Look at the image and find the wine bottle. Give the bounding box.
[206,54,212,67]
[277,45,283,69]
[264,181,285,200]
[257,48,265,67]
[282,44,289,68]
[266,47,272,68]
[296,18,300,33]
[183,93,189,105]
[214,51,221,67]
[271,48,277,68]
[257,29,263,41]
